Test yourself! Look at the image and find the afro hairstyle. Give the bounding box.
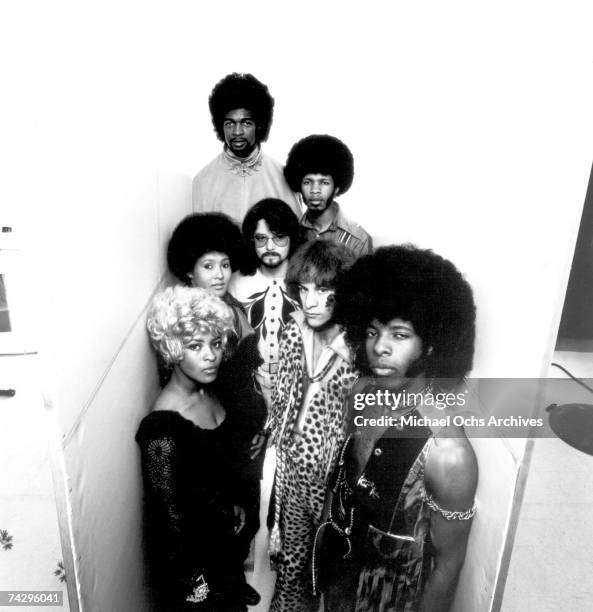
[167,213,244,284]
[240,198,305,275]
[208,72,274,143]
[283,134,354,195]
[334,245,476,381]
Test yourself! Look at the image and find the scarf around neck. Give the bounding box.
[223,145,263,177]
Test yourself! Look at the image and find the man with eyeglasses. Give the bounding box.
[229,198,303,407]
[284,134,372,257]
[192,73,300,223]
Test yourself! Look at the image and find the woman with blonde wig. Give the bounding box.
[136,286,260,610]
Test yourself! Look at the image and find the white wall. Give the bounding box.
[156,8,593,611]
[2,5,190,609]
[3,1,593,611]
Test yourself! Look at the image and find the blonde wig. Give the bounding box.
[147,285,235,366]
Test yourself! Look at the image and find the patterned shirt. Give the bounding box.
[268,311,358,481]
[300,201,373,257]
[228,269,300,393]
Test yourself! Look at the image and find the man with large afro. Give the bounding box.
[192,73,299,222]
[334,244,476,380]
[284,134,372,257]
[319,244,478,612]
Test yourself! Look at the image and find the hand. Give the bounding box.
[233,505,245,534]
[249,431,268,460]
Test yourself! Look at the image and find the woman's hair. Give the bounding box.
[334,245,476,380]
[167,213,244,284]
[240,198,305,275]
[283,134,354,195]
[146,285,235,366]
[286,240,355,293]
[208,72,274,143]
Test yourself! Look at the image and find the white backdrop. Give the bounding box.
[2,1,593,610]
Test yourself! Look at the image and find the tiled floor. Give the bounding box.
[0,355,70,606]
[501,348,593,611]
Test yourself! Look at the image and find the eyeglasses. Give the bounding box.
[253,233,289,247]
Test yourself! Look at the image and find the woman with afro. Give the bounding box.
[167,212,252,341]
[316,244,478,612]
[166,213,267,605]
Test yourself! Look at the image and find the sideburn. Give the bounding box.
[406,351,431,378]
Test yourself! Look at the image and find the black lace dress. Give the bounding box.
[136,410,246,610]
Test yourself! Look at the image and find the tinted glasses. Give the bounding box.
[253,233,289,247]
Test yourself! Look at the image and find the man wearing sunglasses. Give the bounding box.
[229,198,304,407]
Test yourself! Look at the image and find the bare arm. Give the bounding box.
[419,436,478,612]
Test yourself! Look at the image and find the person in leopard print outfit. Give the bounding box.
[266,240,357,611]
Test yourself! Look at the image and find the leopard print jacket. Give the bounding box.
[268,316,358,481]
